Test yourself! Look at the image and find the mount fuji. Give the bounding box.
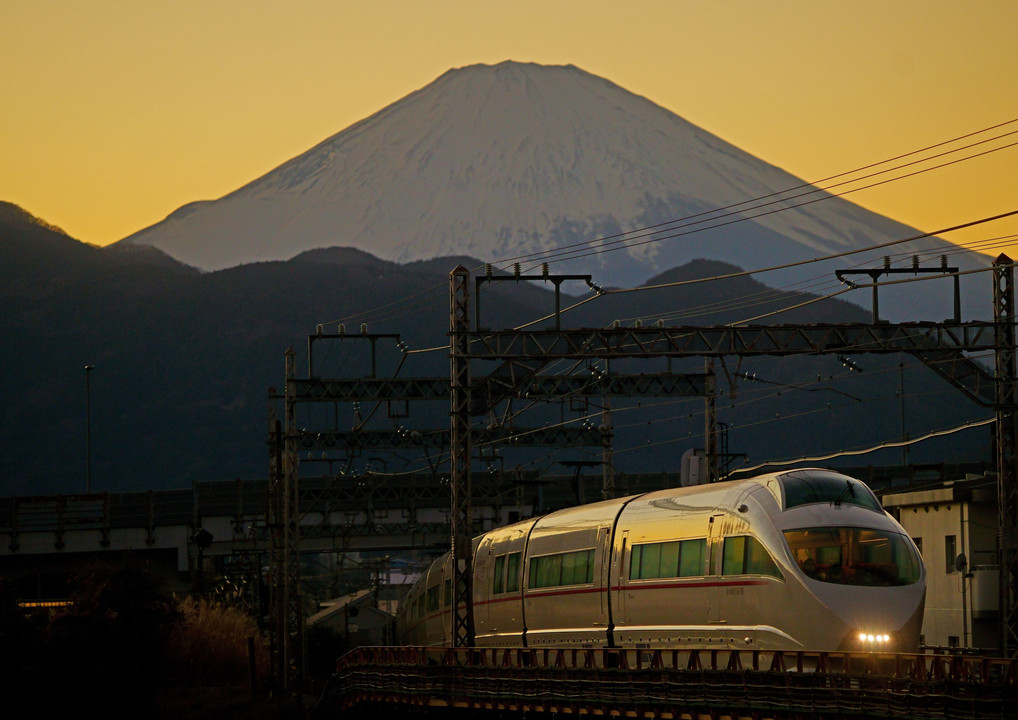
[116,61,988,319]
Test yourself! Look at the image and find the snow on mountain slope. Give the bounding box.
[117,61,987,318]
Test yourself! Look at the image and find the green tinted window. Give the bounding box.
[529,549,594,589]
[631,539,706,580]
[723,536,781,578]
[746,537,781,576]
[493,555,506,594]
[679,539,706,577]
[640,542,662,579]
[722,536,746,575]
[505,552,521,592]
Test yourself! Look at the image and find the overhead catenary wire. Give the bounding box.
[504,210,1018,336]
[613,232,1018,326]
[492,118,1018,270]
[302,125,1018,482]
[400,216,1014,357]
[316,119,1018,331]
[338,339,981,479]
[728,417,996,476]
[507,134,1018,271]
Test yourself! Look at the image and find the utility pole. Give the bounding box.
[993,254,1018,657]
[449,266,475,647]
[84,364,94,493]
[704,358,718,483]
[281,348,304,687]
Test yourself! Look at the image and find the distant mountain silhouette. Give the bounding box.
[1,204,992,495]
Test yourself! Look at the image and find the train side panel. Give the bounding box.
[523,497,625,647]
[609,482,790,648]
[473,518,537,646]
[611,494,719,646]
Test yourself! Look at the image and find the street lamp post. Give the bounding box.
[85,364,94,494]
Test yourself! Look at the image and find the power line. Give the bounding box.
[729,417,995,476]
[317,119,1018,331]
[519,141,1018,270]
[496,125,1018,270]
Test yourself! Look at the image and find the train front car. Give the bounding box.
[609,468,925,652]
[772,469,925,652]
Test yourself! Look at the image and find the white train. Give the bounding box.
[396,469,925,652]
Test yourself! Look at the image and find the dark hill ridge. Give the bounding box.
[0,204,991,495]
[576,259,872,327]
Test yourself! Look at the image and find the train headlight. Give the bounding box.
[857,631,892,646]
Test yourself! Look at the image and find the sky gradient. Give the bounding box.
[2,1,1015,257]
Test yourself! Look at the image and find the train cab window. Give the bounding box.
[778,470,883,513]
[443,579,452,607]
[784,526,921,586]
[529,549,595,589]
[427,585,440,612]
[630,538,706,580]
[722,536,781,578]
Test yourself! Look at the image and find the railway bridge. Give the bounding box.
[0,469,715,601]
[315,645,1017,719]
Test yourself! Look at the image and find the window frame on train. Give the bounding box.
[721,535,782,578]
[629,538,707,580]
[492,551,524,594]
[528,548,595,589]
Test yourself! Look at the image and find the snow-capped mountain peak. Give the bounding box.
[117,60,982,318]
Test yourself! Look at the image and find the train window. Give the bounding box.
[493,552,523,594]
[529,549,595,589]
[630,538,707,580]
[444,579,452,607]
[784,526,921,586]
[722,536,781,578]
[493,555,506,594]
[427,585,440,612]
[506,552,521,592]
[779,471,883,513]
[679,539,706,577]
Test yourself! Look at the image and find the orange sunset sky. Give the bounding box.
[1,1,1015,257]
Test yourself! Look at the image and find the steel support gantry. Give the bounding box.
[445,256,1018,655]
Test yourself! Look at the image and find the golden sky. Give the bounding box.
[2,0,1016,256]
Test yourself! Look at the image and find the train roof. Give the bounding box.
[525,468,881,523]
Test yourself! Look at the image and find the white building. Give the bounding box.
[882,474,999,650]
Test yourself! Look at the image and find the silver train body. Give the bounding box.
[396,469,926,652]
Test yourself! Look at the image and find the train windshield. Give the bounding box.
[778,470,883,513]
[784,526,921,586]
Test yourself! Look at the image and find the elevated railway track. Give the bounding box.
[316,645,1017,719]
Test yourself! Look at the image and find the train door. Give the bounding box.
[597,526,609,620]
[615,529,630,624]
[474,534,494,638]
[706,514,724,626]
